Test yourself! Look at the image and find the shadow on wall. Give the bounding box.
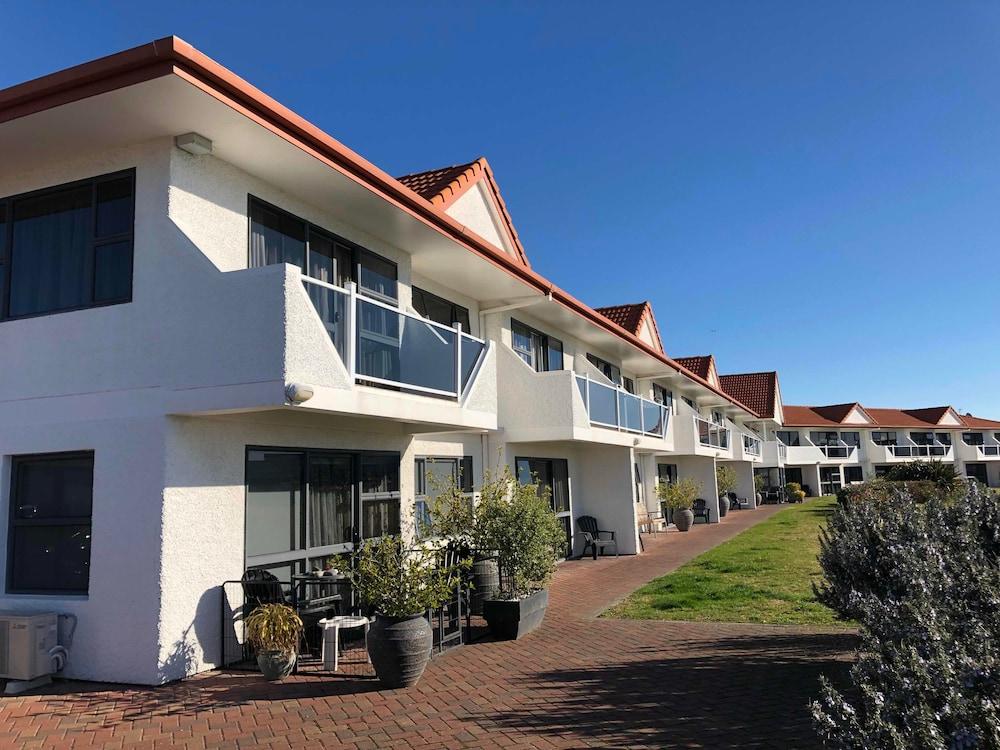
[472,630,857,749]
[158,585,223,684]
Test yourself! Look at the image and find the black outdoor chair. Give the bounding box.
[577,516,618,560]
[727,491,741,511]
[241,569,288,608]
[692,498,711,524]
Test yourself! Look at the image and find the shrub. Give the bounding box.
[339,535,465,618]
[785,481,802,500]
[657,477,701,511]
[837,477,958,506]
[754,472,766,493]
[245,603,303,655]
[811,482,1000,748]
[716,464,737,496]
[472,466,566,600]
[883,460,962,491]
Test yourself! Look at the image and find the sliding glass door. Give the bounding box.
[245,448,400,577]
[515,457,572,558]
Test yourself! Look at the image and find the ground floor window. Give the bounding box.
[785,466,804,487]
[414,456,473,534]
[515,457,571,557]
[7,452,93,594]
[245,448,400,578]
[820,467,842,496]
[843,465,864,484]
[966,463,988,486]
[656,463,677,522]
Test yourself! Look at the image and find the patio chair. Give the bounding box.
[577,516,618,560]
[241,569,288,608]
[692,498,711,524]
[727,491,741,511]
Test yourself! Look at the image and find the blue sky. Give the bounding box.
[3,2,999,415]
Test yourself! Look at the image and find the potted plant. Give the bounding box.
[716,464,737,517]
[340,535,463,689]
[785,481,803,503]
[473,466,565,640]
[657,477,701,532]
[244,603,303,681]
[754,473,766,506]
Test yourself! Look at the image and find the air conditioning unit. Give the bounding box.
[0,612,59,681]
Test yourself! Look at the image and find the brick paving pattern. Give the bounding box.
[0,504,855,749]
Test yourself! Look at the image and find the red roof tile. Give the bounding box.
[594,302,663,352]
[783,403,1000,429]
[719,372,779,419]
[963,414,1000,429]
[674,355,713,380]
[782,404,870,427]
[396,157,531,268]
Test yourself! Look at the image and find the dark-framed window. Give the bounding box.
[244,447,400,576]
[810,431,839,446]
[515,456,571,557]
[683,396,697,410]
[1,171,134,321]
[7,452,94,594]
[586,353,623,386]
[874,465,892,478]
[963,432,984,446]
[414,456,474,536]
[511,319,563,372]
[248,196,397,302]
[412,286,471,332]
[937,433,953,446]
[776,431,801,447]
[841,432,860,447]
[872,431,898,446]
[910,432,934,446]
[843,466,864,484]
[652,383,673,408]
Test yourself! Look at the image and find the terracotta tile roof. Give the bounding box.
[782,403,1000,429]
[594,301,663,352]
[718,372,778,419]
[962,414,1000,429]
[782,404,869,427]
[396,157,530,267]
[674,355,713,380]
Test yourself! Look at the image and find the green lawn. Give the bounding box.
[604,496,848,626]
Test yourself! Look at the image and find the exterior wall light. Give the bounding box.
[285,383,315,404]
[174,132,213,155]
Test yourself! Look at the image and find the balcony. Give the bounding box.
[762,439,787,465]
[741,433,763,461]
[784,441,857,465]
[303,277,488,400]
[867,441,953,464]
[955,440,1000,461]
[574,374,669,438]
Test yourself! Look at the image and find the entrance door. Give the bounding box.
[308,454,355,556]
[656,463,677,523]
[820,467,842,496]
[966,463,989,486]
[516,457,572,558]
[785,467,804,487]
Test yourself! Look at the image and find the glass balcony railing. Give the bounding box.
[889,445,949,458]
[742,434,762,456]
[695,416,729,449]
[303,277,488,399]
[980,445,1000,457]
[575,375,669,437]
[818,444,853,458]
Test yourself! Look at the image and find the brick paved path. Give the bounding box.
[0,504,855,749]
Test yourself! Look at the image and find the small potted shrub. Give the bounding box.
[473,466,565,640]
[754,473,765,506]
[658,477,701,532]
[340,535,464,688]
[785,481,803,503]
[716,464,737,517]
[245,603,303,681]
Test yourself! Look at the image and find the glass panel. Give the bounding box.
[547,338,563,371]
[304,281,348,361]
[576,375,588,407]
[619,391,641,431]
[307,231,350,287]
[360,455,399,494]
[10,524,91,593]
[14,455,93,519]
[361,497,400,538]
[245,450,303,558]
[357,299,457,392]
[308,454,353,548]
[588,380,618,425]
[412,286,453,326]
[249,200,305,271]
[643,399,665,435]
[10,185,91,316]
[94,240,132,302]
[552,460,570,513]
[95,177,133,238]
[359,250,397,301]
[460,335,485,391]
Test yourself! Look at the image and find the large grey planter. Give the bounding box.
[717,495,728,518]
[470,556,499,616]
[257,651,296,681]
[367,613,432,689]
[674,508,694,532]
[483,589,548,640]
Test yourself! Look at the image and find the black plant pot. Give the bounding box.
[367,613,432,689]
[470,556,499,616]
[483,589,549,640]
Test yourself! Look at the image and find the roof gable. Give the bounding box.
[594,302,663,353]
[718,372,778,419]
[675,355,716,384]
[396,158,530,267]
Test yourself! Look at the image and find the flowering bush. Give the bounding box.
[811,482,1000,748]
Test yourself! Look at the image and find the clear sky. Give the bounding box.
[3,2,999,415]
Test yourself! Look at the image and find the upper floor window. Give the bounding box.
[872,431,898,446]
[8,452,94,594]
[1,171,134,321]
[683,396,697,410]
[412,286,471,331]
[910,432,934,446]
[249,196,397,302]
[622,377,635,395]
[711,410,725,426]
[810,431,839,446]
[586,353,622,386]
[652,383,673,408]
[511,319,563,372]
[963,432,984,446]
[776,430,800,446]
[841,432,860,447]
[937,433,953,446]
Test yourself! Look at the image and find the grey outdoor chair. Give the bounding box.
[577,516,618,560]
[692,498,711,524]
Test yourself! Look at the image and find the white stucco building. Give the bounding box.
[0,38,768,685]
